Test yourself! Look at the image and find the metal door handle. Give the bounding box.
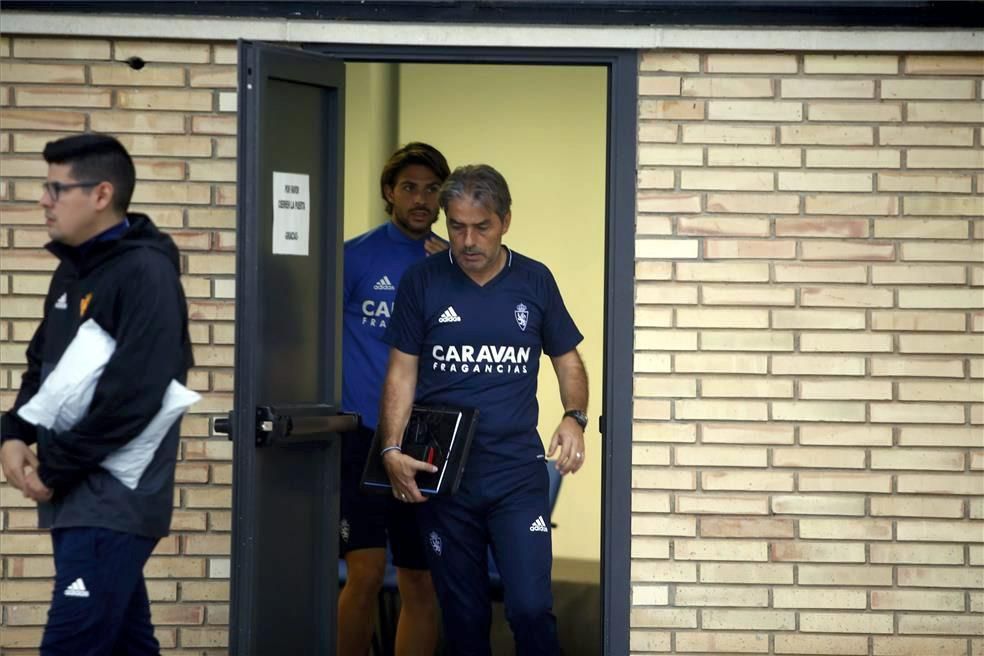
[213,412,234,440]
[254,405,360,446]
[285,414,360,436]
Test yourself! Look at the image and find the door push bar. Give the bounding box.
[211,406,360,447]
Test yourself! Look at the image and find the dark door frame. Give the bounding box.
[307,44,636,655]
[231,42,347,655]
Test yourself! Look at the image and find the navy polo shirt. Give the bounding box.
[342,222,436,431]
[384,247,583,474]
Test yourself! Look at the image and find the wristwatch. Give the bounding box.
[563,409,588,430]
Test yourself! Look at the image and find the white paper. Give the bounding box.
[18,319,201,490]
[17,319,116,431]
[101,380,201,489]
[272,171,310,256]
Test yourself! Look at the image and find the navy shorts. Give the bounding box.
[339,427,429,570]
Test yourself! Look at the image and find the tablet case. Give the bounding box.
[360,405,479,496]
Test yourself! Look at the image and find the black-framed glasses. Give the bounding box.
[41,181,101,201]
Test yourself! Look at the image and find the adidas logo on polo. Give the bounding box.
[529,516,549,533]
[54,293,68,310]
[64,578,90,598]
[373,276,395,291]
[438,306,462,323]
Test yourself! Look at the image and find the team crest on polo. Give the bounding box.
[514,303,529,331]
[429,531,443,556]
[339,518,350,543]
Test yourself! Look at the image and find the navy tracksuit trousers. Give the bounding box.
[41,527,160,656]
[416,459,560,656]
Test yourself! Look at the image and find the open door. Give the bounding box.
[220,41,353,655]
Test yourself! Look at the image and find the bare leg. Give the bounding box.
[394,567,440,656]
[338,548,386,656]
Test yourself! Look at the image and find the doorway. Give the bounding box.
[326,46,636,653]
[342,60,605,653]
[231,42,636,655]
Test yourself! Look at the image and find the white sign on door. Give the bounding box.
[272,171,310,256]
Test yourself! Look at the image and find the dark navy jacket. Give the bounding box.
[0,214,193,538]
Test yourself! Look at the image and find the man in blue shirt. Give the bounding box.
[379,164,589,655]
[338,143,450,656]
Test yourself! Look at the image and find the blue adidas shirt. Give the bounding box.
[384,247,583,474]
[343,222,437,430]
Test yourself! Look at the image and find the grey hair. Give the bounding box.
[438,164,512,219]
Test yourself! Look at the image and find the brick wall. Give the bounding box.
[0,37,236,654]
[632,52,984,655]
[1,35,982,656]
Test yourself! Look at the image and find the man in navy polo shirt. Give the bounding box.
[338,143,449,656]
[378,164,589,655]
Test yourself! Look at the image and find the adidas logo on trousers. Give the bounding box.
[64,578,90,598]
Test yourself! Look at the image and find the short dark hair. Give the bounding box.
[43,133,135,214]
[439,164,512,219]
[379,142,450,214]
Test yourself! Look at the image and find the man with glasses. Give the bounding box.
[338,142,449,656]
[0,133,193,655]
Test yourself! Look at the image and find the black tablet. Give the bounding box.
[360,405,479,496]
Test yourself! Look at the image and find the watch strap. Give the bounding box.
[563,409,588,430]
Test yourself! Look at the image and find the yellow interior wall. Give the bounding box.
[343,63,399,239]
[396,63,608,562]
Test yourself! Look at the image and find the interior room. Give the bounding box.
[342,60,608,653]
